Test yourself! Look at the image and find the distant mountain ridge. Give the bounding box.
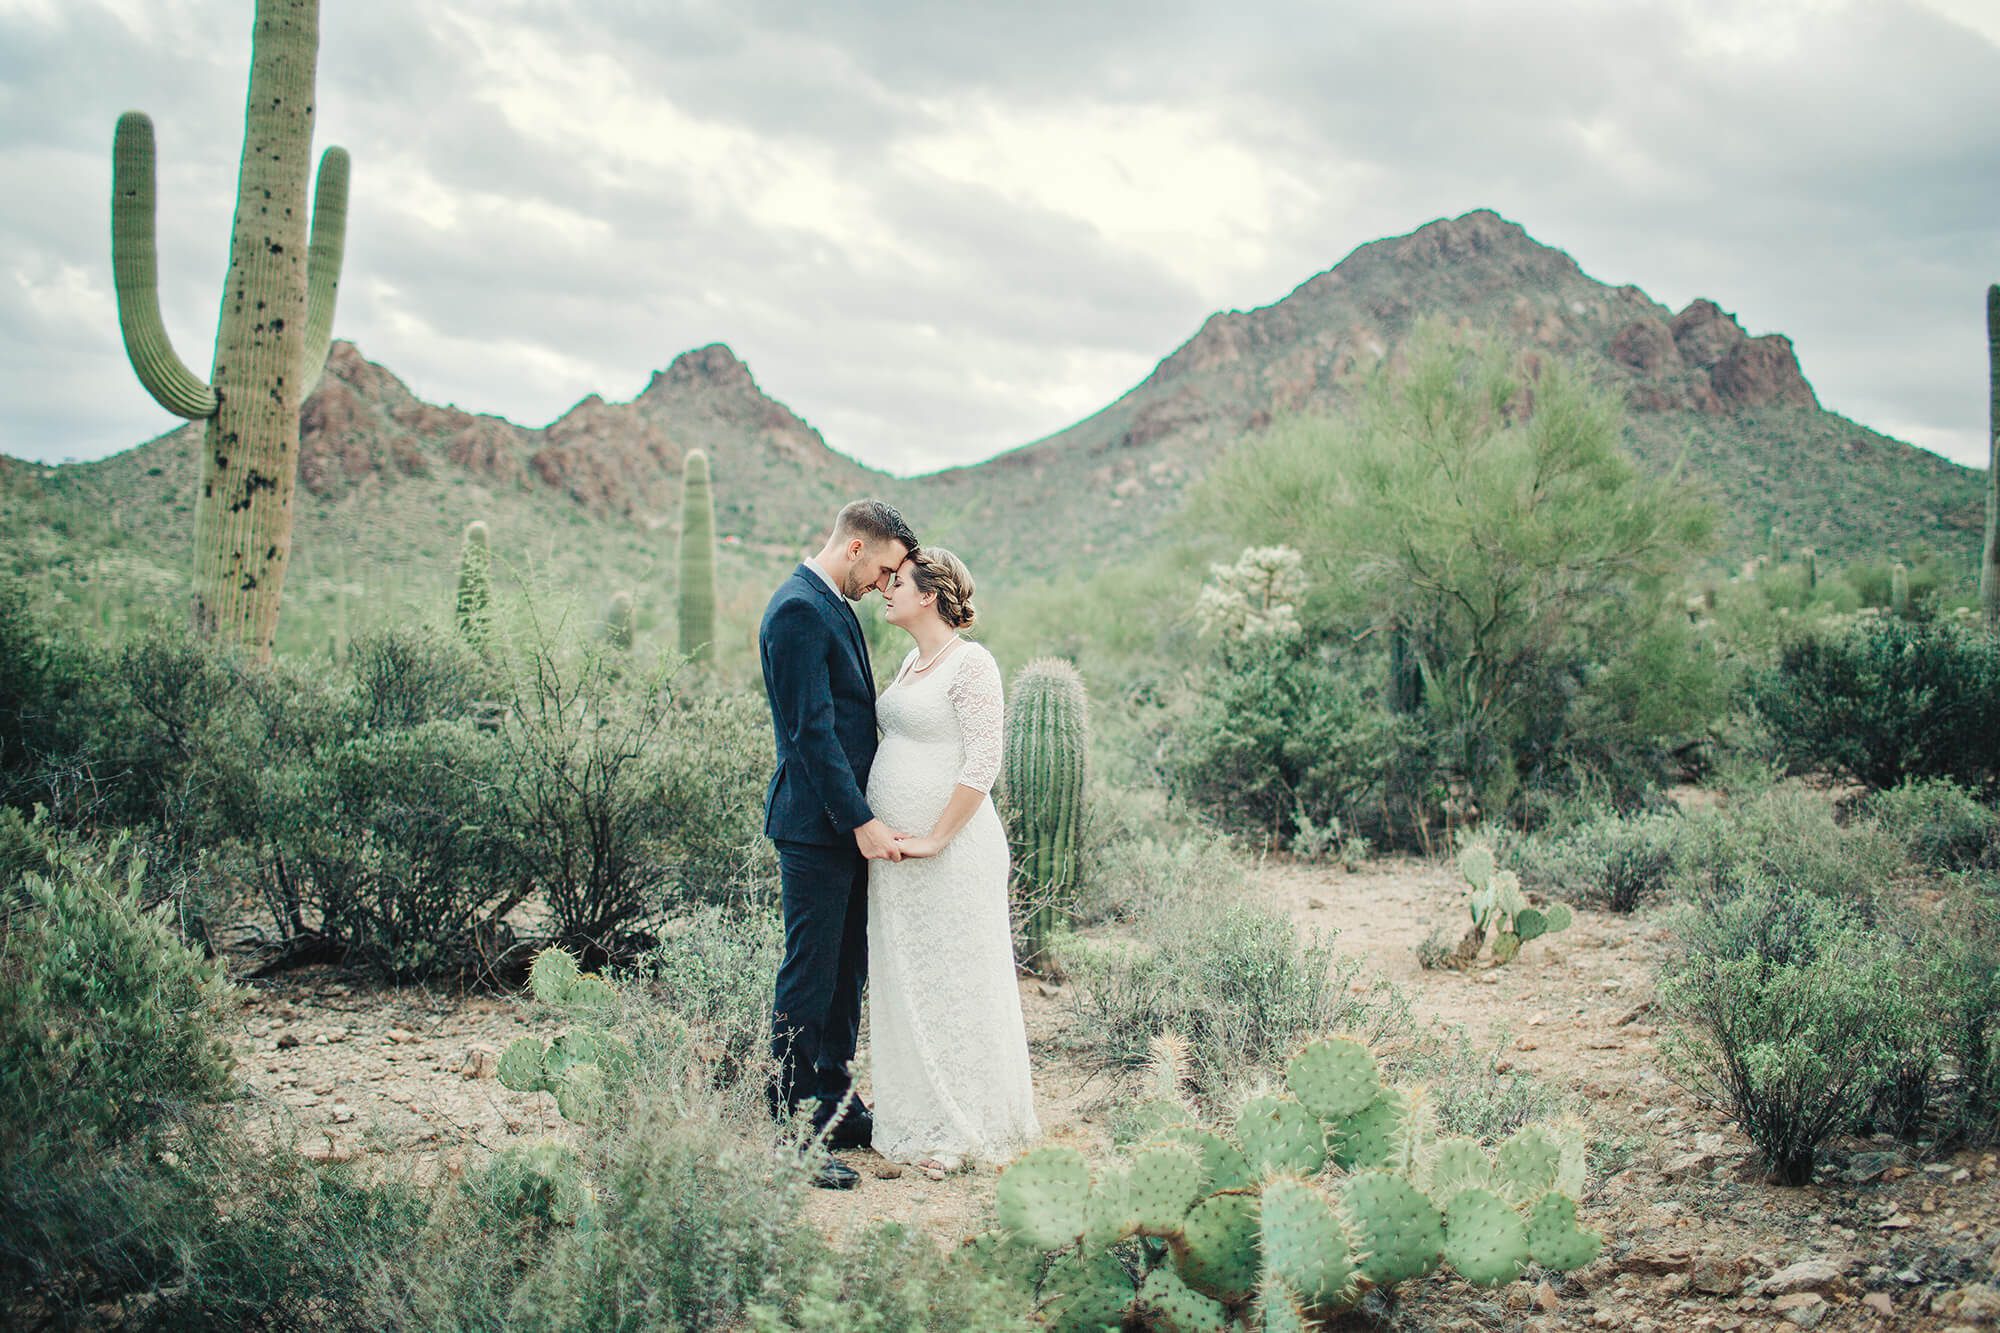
[3,208,1984,628]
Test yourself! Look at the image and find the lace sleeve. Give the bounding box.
[947,644,1004,794]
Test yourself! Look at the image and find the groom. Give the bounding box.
[759,498,919,1190]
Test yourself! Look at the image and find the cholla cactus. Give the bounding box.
[1002,658,1089,970]
[111,0,350,658]
[976,1036,1603,1328]
[455,520,492,648]
[1196,546,1307,641]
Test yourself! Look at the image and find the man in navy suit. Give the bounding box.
[759,498,918,1190]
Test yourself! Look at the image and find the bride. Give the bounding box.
[865,547,1040,1176]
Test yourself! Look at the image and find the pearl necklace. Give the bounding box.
[908,635,963,675]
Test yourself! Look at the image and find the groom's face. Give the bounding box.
[843,538,909,601]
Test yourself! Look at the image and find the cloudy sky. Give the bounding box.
[3,0,1997,476]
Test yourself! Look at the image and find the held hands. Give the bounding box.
[893,832,943,859]
[854,819,906,862]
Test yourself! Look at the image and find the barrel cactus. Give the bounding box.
[974,1036,1602,1329]
[677,450,718,663]
[1002,658,1089,970]
[455,520,492,648]
[111,0,350,659]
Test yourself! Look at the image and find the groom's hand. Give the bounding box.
[855,819,904,861]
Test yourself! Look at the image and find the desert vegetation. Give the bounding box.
[7,307,2000,1331]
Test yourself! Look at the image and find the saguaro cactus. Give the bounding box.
[1002,658,1089,970]
[455,520,492,647]
[676,450,718,663]
[604,590,635,651]
[1892,562,1911,619]
[111,0,349,659]
[1983,285,1999,631]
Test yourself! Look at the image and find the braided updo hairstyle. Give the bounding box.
[906,547,977,630]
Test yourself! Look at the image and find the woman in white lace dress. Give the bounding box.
[865,548,1041,1176]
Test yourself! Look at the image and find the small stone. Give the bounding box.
[868,1160,904,1180]
[1844,1151,1902,1183]
[1306,897,1326,910]
[1692,1257,1743,1296]
[1534,1280,1559,1311]
[386,1028,419,1045]
[1515,1037,1539,1051]
[1861,1292,1894,1317]
[330,1103,356,1124]
[1934,1285,2000,1322]
[312,1033,329,1045]
[459,1044,498,1079]
[275,1032,300,1049]
[1774,1292,1826,1328]
[1763,1259,1846,1297]
[1663,1150,1718,1178]
[301,1135,359,1164]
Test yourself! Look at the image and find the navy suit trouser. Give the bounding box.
[768,837,869,1126]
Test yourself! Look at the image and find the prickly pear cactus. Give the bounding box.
[1447,841,1572,968]
[495,947,635,1124]
[976,1036,1605,1329]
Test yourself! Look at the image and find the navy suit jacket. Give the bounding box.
[759,564,878,846]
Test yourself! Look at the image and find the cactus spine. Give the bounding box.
[111,0,349,659]
[1983,285,1999,631]
[456,520,492,648]
[1892,562,1911,618]
[1002,658,1089,969]
[676,450,718,663]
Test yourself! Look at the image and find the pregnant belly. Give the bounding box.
[867,737,957,832]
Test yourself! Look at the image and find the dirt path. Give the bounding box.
[225,852,2000,1330]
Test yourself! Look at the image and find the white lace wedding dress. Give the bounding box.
[865,639,1041,1170]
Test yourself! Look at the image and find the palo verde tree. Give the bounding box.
[1189,322,1717,817]
[111,0,349,659]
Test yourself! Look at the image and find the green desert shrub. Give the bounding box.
[636,905,782,1087]
[654,688,779,908]
[0,833,236,1309]
[1510,808,1685,913]
[745,1222,1030,1333]
[1075,828,1245,926]
[1862,778,2000,873]
[1170,634,1434,849]
[261,719,524,977]
[1188,324,1720,828]
[0,577,93,807]
[345,620,495,731]
[1061,897,1411,1106]
[1658,878,1921,1184]
[1668,786,1902,913]
[1752,617,2000,794]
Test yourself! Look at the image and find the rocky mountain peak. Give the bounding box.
[646,343,757,397]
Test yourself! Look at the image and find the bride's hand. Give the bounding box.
[895,833,942,859]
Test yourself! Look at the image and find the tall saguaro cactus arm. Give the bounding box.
[298,145,351,401]
[677,450,718,663]
[1982,284,1999,631]
[1002,658,1089,969]
[111,112,219,421]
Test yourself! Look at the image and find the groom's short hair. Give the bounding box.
[834,499,918,557]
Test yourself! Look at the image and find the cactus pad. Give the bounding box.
[1157,1126,1255,1194]
[1260,1175,1359,1309]
[1515,908,1548,943]
[1286,1036,1382,1121]
[1544,903,1574,933]
[1339,1170,1444,1286]
[996,1148,1094,1249]
[530,947,583,1006]
[1331,1087,1407,1170]
[1256,1274,1313,1333]
[1236,1095,1327,1178]
[1042,1245,1135,1333]
[1491,930,1522,964]
[1081,1165,1131,1250]
[1526,1191,1602,1272]
[1124,1097,1192,1142]
[1495,1126,1562,1204]
[1126,1143,1206,1234]
[1457,842,1496,890]
[1442,1186,1531,1287]
[1135,1264,1230,1333]
[554,1062,607,1123]
[1421,1136,1493,1199]
[496,1036,549,1093]
[1171,1189,1262,1303]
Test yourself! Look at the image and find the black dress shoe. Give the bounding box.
[811,1156,860,1190]
[824,1106,874,1150]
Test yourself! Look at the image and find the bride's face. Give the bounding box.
[879,560,933,629]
